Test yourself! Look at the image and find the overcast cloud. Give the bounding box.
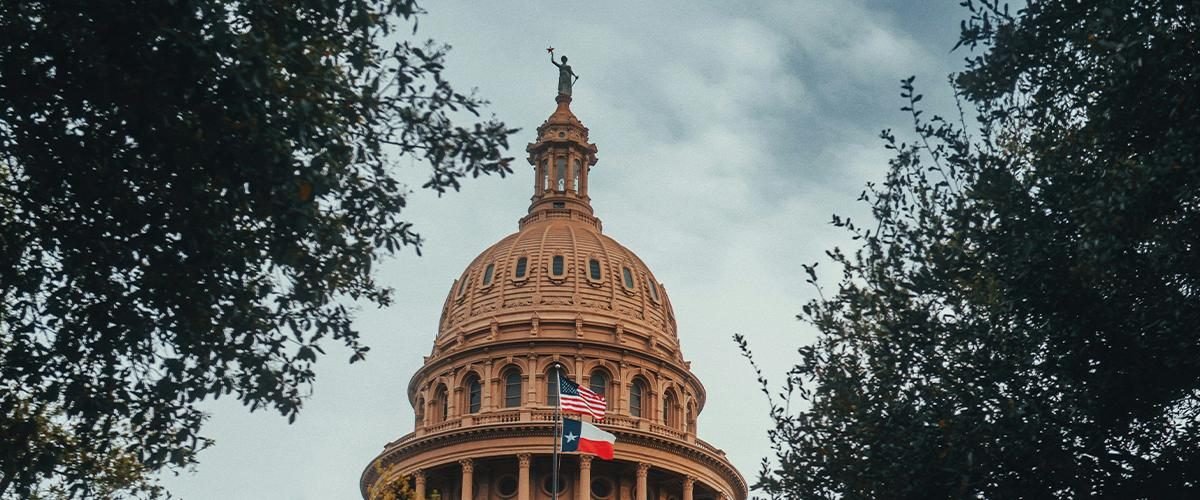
[161,1,968,498]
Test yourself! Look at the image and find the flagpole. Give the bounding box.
[552,363,562,500]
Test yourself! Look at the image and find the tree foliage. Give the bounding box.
[0,1,514,497]
[745,0,1200,498]
[368,462,415,500]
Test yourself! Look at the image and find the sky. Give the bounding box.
[161,1,968,498]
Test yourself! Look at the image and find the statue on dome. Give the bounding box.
[547,47,579,96]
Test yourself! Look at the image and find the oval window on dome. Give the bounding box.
[497,475,518,498]
[588,259,602,281]
[621,267,634,290]
[482,263,495,287]
[646,277,660,302]
[456,274,468,299]
[591,478,614,499]
[551,255,565,277]
[514,257,528,279]
[542,474,568,496]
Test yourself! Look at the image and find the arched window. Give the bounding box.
[622,267,635,290]
[482,263,495,286]
[546,371,561,406]
[514,257,528,279]
[589,370,609,397]
[646,277,660,302]
[465,374,482,414]
[573,159,582,192]
[434,384,449,422]
[663,390,677,427]
[555,157,567,192]
[588,259,602,281]
[551,255,565,277]
[630,379,646,418]
[541,159,549,191]
[504,369,522,408]
[415,396,425,426]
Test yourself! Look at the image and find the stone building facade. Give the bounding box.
[360,91,746,500]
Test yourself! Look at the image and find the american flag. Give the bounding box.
[558,377,607,420]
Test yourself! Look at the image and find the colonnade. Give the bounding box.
[408,455,726,500]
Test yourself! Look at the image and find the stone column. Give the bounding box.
[517,453,532,500]
[577,455,593,500]
[682,476,694,500]
[635,463,650,500]
[526,355,538,405]
[483,360,495,411]
[460,459,474,500]
[414,469,426,500]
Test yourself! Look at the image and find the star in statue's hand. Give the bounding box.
[546,46,555,53]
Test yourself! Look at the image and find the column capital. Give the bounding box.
[578,455,593,470]
[459,458,474,473]
[636,462,651,477]
[518,453,532,467]
[413,469,426,482]
[683,475,695,487]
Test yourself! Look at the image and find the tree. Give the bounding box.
[743,1,1200,498]
[368,462,416,500]
[0,1,515,497]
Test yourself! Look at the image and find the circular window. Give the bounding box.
[542,474,568,495]
[496,475,518,497]
[590,477,614,498]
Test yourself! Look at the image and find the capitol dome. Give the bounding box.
[436,218,681,363]
[363,91,744,500]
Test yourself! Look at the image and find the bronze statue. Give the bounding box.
[548,47,579,96]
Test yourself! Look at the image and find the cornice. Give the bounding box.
[361,422,746,500]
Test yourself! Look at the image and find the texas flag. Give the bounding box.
[561,417,616,460]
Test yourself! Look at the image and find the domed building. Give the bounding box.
[360,86,747,500]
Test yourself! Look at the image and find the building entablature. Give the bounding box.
[363,417,745,500]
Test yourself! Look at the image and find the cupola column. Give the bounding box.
[635,463,650,500]
[517,453,532,500]
[413,470,426,500]
[459,459,474,500]
[577,455,592,500]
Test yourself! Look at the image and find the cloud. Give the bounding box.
[159,1,968,498]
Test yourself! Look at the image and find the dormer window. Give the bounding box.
[622,267,635,290]
[514,257,528,279]
[551,255,565,277]
[646,277,660,302]
[588,259,602,281]
[456,275,469,299]
[481,263,495,287]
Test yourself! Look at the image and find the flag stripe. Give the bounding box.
[559,377,607,420]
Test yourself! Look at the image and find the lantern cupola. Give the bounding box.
[523,94,598,225]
